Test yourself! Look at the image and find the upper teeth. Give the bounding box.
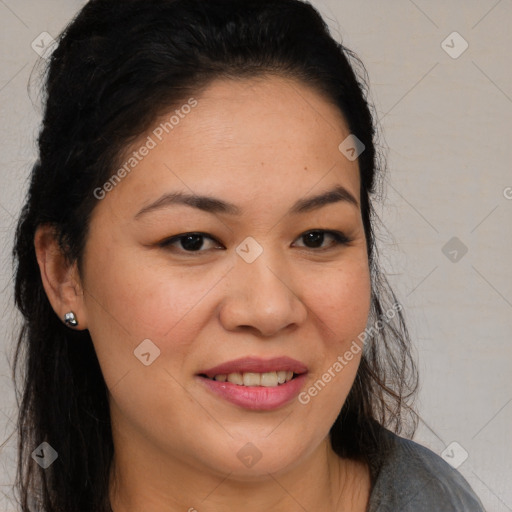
[210,371,294,387]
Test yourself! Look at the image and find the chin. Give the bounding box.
[197,438,310,480]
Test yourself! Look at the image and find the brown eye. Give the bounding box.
[159,232,223,253]
[294,230,351,250]
[302,231,325,248]
[178,234,206,251]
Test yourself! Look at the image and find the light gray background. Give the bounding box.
[1,1,511,511]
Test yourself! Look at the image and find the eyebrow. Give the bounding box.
[134,184,359,219]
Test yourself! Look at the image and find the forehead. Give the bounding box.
[172,75,351,156]
[93,75,361,220]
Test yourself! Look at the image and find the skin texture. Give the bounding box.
[35,75,372,511]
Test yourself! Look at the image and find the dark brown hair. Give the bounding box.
[11,0,418,510]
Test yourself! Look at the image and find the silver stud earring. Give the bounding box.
[64,311,78,327]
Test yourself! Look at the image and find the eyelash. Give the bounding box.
[158,230,352,254]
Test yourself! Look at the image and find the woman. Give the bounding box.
[12,0,485,510]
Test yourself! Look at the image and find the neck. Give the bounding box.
[108,430,371,512]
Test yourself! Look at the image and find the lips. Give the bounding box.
[197,373,308,410]
[197,356,308,379]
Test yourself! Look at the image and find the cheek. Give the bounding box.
[82,247,228,394]
[294,259,371,417]
[303,259,371,345]
[85,247,226,337]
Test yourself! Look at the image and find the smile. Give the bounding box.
[202,370,296,387]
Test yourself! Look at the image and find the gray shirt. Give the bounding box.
[368,429,486,511]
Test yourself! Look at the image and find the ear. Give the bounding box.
[34,224,88,330]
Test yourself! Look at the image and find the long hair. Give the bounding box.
[11,0,418,510]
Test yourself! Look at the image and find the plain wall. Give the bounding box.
[1,1,511,510]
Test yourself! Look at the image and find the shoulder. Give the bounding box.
[367,428,486,512]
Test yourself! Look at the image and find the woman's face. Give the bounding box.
[81,75,371,479]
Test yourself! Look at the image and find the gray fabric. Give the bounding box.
[368,429,486,511]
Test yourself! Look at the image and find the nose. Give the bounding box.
[218,249,308,337]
